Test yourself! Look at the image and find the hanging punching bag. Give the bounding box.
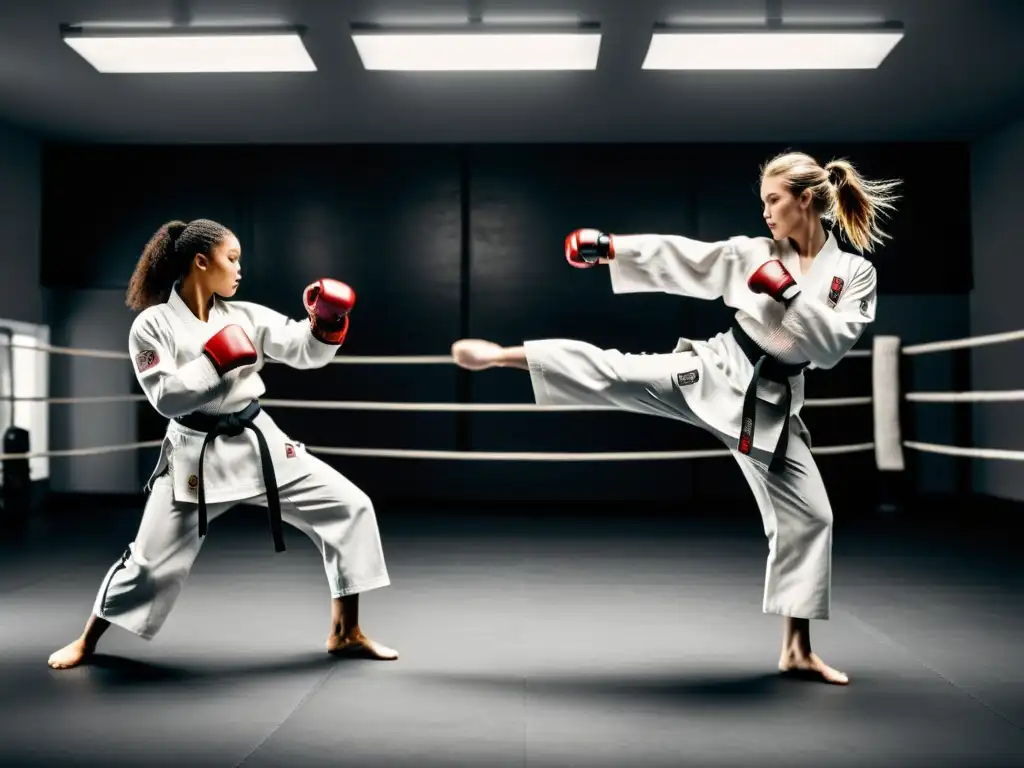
[1,328,31,534]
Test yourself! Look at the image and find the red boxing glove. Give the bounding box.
[748,260,800,305]
[304,278,355,345]
[565,228,615,269]
[203,324,258,376]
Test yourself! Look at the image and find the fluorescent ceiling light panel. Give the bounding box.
[642,27,903,70]
[351,29,601,71]
[62,27,316,73]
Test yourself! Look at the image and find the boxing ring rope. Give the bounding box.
[0,441,164,461]
[0,327,1021,464]
[0,339,871,363]
[3,341,453,365]
[303,442,877,462]
[901,328,1024,355]
[2,395,873,410]
[901,442,1024,461]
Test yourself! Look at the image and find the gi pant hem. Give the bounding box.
[330,573,391,599]
[526,359,552,405]
[762,603,831,621]
[94,607,161,642]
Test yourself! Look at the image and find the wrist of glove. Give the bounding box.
[565,228,615,269]
[303,278,355,345]
[747,260,801,306]
[309,313,349,345]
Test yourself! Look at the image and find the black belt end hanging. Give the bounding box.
[738,356,763,458]
[730,321,806,474]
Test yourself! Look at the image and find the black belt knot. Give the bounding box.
[730,320,808,473]
[219,413,245,437]
[175,400,286,552]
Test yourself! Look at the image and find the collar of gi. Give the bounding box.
[168,279,223,328]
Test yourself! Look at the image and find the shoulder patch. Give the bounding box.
[135,349,159,373]
[828,276,845,307]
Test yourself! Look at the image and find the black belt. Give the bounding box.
[175,400,286,553]
[730,320,808,473]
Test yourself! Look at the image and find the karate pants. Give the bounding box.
[525,339,833,621]
[93,452,391,640]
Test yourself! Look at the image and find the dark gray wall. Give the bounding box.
[0,121,47,489]
[43,289,140,494]
[970,116,1024,502]
[0,121,41,324]
[39,142,971,506]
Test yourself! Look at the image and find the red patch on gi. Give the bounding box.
[828,276,845,306]
[135,349,159,373]
[285,443,296,458]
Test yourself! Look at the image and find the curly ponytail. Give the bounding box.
[824,159,902,254]
[125,218,232,311]
[761,151,902,254]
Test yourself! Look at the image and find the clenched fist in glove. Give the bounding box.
[565,228,615,269]
[748,260,801,306]
[204,324,258,376]
[304,278,355,345]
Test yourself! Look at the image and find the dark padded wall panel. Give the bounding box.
[43,145,463,500]
[42,146,249,290]
[243,147,464,499]
[464,145,704,501]
[40,141,970,503]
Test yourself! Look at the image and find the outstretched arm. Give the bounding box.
[564,228,758,301]
[748,260,877,370]
[245,278,355,370]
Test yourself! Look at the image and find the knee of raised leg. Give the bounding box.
[602,364,646,395]
[608,356,673,398]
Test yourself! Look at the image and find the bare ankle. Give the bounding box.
[330,622,360,638]
[782,643,812,660]
[499,346,528,370]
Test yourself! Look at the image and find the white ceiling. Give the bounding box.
[1,0,1022,143]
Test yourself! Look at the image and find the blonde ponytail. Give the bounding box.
[824,159,901,254]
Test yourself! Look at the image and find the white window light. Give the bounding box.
[61,25,317,73]
[350,25,602,71]
[642,24,904,70]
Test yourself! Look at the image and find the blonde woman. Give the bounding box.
[451,152,900,685]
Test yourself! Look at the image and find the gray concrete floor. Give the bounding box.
[1,500,1020,767]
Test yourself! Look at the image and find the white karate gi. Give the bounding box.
[525,231,876,619]
[93,285,390,640]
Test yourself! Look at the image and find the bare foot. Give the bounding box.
[48,638,93,670]
[327,631,399,661]
[451,339,504,371]
[779,651,849,685]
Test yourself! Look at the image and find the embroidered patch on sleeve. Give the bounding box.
[135,349,159,373]
[828,276,845,307]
